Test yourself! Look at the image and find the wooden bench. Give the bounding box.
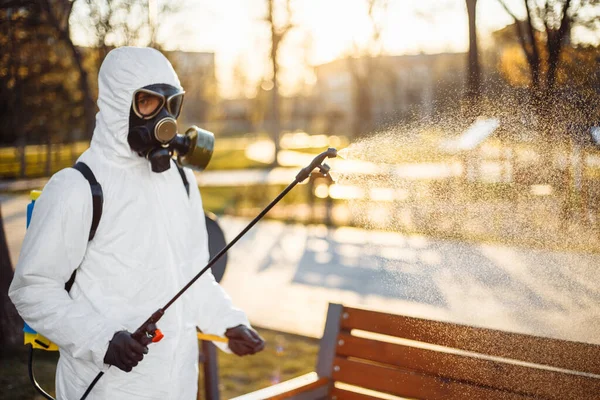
[226,303,600,400]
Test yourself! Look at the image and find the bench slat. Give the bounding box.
[332,357,534,400]
[335,332,600,399]
[330,387,391,400]
[230,373,330,400]
[341,306,600,375]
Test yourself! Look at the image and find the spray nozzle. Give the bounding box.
[319,163,331,176]
[295,147,337,183]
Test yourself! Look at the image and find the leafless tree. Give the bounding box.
[347,0,389,137]
[466,0,480,100]
[263,0,294,165]
[72,0,180,71]
[497,0,600,93]
[496,0,600,226]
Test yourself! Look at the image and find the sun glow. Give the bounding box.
[70,0,518,98]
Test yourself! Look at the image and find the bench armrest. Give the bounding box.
[230,372,330,400]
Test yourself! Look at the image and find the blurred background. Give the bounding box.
[2,0,600,398]
[1,0,600,250]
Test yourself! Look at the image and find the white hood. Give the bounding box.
[91,46,183,164]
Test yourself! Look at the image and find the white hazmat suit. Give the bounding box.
[9,47,250,400]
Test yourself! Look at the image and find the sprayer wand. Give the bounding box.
[80,147,337,400]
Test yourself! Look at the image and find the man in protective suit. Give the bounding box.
[9,46,264,399]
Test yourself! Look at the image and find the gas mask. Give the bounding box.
[128,83,214,173]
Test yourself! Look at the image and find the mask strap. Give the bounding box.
[174,161,190,197]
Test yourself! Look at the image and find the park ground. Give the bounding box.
[2,134,600,398]
[2,191,599,399]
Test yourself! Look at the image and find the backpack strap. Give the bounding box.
[65,162,103,292]
[72,162,103,241]
[175,163,190,197]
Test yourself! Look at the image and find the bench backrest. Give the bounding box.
[317,303,600,400]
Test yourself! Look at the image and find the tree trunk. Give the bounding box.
[68,42,95,141]
[466,0,480,100]
[8,8,27,178]
[347,57,373,137]
[545,0,572,91]
[268,0,281,167]
[0,205,23,355]
[546,36,561,91]
[18,136,26,179]
[271,52,281,166]
[42,0,95,141]
[356,77,372,136]
[524,0,541,89]
[497,0,540,90]
[45,130,52,176]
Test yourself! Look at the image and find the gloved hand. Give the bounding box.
[225,325,265,356]
[103,328,152,372]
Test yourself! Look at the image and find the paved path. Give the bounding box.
[3,194,599,344]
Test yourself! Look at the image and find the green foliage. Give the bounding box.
[205,148,268,171]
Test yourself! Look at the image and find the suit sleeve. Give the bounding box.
[184,169,250,352]
[9,169,124,369]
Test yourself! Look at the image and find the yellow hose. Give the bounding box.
[196,333,228,343]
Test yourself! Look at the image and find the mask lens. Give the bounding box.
[167,93,184,118]
[134,91,165,119]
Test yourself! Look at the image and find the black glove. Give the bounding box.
[103,329,152,372]
[225,325,265,356]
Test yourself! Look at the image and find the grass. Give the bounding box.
[0,136,272,179]
[200,183,312,215]
[206,147,267,171]
[0,348,58,400]
[0,327,319,400]
[3,136,600,254]
[0,143,89,178]
[3,134,600,177]
[203,328,319,399]
[201,179,600,254]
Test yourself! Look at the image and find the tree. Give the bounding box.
[466,0,481,100]
[347,0,389,137]
[497,0,600,93]
[232,56,251,100]
[2,0,185,149]
[71,0,180,73]
[0,2,86,177]
[75,0,142,71]
[41,0,95,141]
[494,1,600,226]
[0,205,22,355]
[263,0,294,165]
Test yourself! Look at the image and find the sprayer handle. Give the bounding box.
[151,329,164,343]
[131,308,165,344]
[131,327,163,344]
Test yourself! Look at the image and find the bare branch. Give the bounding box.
[497,0,519,20]
[558,0,573,39]
[497,0,536,69]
